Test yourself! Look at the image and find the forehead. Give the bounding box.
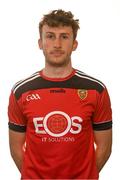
[42,25,73,34]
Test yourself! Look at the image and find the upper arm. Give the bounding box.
[9,129,26,151]
[92,87,112,131]
[8,91,27,131]
[94,129,112,151]
[8,90,27,144]
[9,130,26,171]
[92,87,112,150]
[8,91,27,152]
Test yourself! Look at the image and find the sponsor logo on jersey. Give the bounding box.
[78,89,88,100]
[41,136,75,142]
[33,111,83,137]
[26,93,40,101]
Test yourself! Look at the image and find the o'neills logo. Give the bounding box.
[78,89,88,100]
[33,111,83,137]
[50,88,66,93]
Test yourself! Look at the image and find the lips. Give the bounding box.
[50,50,65,56]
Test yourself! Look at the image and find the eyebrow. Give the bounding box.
[46,32,70,36]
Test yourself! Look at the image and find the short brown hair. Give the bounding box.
[39,9,80,40]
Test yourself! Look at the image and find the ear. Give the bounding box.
[38,39,43,49]
[72,40,78,51]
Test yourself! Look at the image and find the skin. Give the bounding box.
[9,130,25,172]
[94,129,112,172]
[38,25,78,78]
[9,24,112,173]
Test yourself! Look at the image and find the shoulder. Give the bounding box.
[74,69,106,93]
[12,71,41,99]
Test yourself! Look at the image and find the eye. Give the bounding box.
[61,35,69,39]
[46,34,55,39]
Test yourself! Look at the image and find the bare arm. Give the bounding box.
[94,129,112,172]
[9,129,26,172]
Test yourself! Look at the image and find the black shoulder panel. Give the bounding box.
[72,75,104,93]
[14,73,104,100]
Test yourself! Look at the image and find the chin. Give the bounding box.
[48,60,69,67]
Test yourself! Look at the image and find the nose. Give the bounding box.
[54,38,61,49]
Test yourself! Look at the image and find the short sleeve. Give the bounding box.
[92,87,112,131]
[8,91,27,132]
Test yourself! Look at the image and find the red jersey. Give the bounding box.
[8,69,112,179]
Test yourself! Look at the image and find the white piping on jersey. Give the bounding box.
[13,73,41,94]
[75,72,105,88]
[75,69,87,75]
[12,72,40,90]
[9,121,26,126]
[93,120,112,124]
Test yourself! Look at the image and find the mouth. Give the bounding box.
[50,50,65,57]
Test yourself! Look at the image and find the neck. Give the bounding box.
[42,62,73,78]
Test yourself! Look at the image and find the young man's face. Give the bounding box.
[38,25,78,67]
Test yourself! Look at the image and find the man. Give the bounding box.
[8,9,112,179]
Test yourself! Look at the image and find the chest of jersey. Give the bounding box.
[19,88,97,138]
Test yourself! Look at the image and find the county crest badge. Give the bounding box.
[78,89,88,100]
